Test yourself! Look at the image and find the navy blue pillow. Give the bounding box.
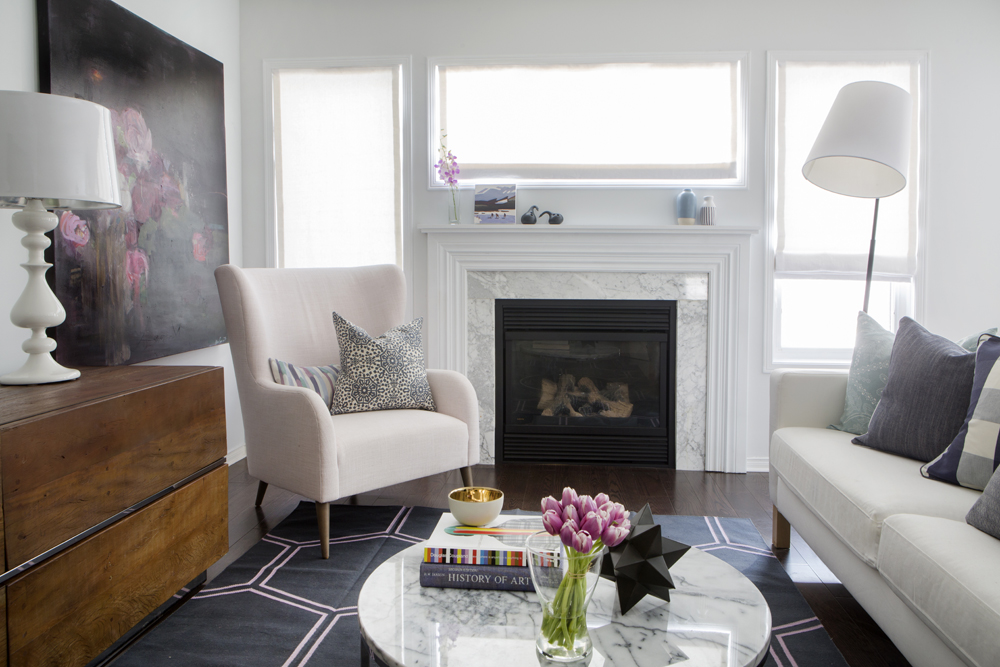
[922,335,1000,489]
[853,318,976,462]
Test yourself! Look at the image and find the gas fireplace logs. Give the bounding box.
[537,374,634,418]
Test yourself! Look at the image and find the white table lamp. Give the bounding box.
[0,91,121,385]
[802,81,911,312]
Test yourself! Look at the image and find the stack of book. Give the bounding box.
[419,513,544,592]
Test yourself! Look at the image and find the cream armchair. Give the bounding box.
[215,264,479,558]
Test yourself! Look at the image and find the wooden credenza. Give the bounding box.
[0,365,229,667]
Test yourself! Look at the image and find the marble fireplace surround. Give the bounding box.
[422,225,756,473]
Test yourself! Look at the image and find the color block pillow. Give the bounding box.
[269,358,340,412]
[830,311,895,435]
[967,465,1000,540]
[853,317,976,462]
[922,335,1000,490]
[331,312,436,415]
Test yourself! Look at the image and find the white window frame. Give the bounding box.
[427,53,749,189]
[263,56,413,287]
[764,51,929,370]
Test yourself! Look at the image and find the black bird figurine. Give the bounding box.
[521,205,539,225]
[540,210,564,225]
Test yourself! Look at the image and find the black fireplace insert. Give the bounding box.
[495,299,676,467]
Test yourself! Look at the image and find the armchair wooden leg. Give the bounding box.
[255,481,268,507]
[772,506,791,550]
[460,466,474,487]
[317,502,330,559]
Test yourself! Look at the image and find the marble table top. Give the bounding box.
[358,543,771,667]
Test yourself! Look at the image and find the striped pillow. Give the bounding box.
[268,359,340,412]
[922,335,1000,490]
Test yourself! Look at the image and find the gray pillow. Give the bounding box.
[331,312,436,415]
[967,466,1000,540]
[830,311,895,435]
[852,317,975,462]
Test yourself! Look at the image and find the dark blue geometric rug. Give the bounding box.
[115,503,848,667]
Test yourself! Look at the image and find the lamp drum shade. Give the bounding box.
[802,81,911,199]
[0,90,120,210]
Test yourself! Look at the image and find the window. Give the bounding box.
[266,59,409,269]
[430,54,747,186]
[767,53,926,366]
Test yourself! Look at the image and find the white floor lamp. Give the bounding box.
[0,91,121,385]
[802,81,912,313]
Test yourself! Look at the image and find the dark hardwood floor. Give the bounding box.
[215,459,911,667]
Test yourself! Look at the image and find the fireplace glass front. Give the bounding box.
[496,299,676,467]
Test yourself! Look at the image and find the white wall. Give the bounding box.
[1,0,246,458]
[239,0,1000,470]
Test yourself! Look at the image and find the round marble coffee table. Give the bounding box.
[358,543,771,667]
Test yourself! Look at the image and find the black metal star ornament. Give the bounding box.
[600,503,690,613]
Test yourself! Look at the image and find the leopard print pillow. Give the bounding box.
[331,312,436,415]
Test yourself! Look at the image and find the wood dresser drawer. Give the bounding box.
[5,465,228,667]
[0,366,226,567]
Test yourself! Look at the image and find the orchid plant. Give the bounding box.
[435,132,460,222]
[537,487,632,652]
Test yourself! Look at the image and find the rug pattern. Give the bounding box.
[116,504,848,667]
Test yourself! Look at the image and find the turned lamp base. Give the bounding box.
[0,198,79,386]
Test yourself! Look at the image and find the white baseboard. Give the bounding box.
[226,444,247,465]
[745,456,770,473]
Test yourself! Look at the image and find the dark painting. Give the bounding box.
[38,0,228,365]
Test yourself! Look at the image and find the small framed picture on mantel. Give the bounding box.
[474,185,516,224]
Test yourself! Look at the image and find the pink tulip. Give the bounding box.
[594,493,610,507]
[572,530,594,553]
[560,520,578,547]
[605,502,628,524]
[561,487,579,510]
[541,495,561,515]
[542,509,564,536]
[602,522,631,548]
[579,495,598,516]
[580,511,604,539]
[562,504,579,524]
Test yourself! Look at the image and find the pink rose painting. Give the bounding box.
[43,0,228,367]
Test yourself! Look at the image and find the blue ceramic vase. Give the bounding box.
[676,189,697,225]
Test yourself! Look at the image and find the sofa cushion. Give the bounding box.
[967,465,1000,540]
[771,426,981,566]
[923,335,1000,490]
[830,311,895,435]
[878,514,1000,667]
[853,317,975,462]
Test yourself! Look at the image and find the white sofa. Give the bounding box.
[768,369,1000,667]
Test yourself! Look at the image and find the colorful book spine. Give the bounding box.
[419,562,534,592]
[422,546,526,566]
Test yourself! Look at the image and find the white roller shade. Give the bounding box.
[774,60,921,279]
[435,57,744,184]
[274,67,402,269]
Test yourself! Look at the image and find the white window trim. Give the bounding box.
[262,56,413,307]
[763,50,929,371]
[427,52,749,190]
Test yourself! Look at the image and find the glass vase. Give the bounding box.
[526,531,605,663]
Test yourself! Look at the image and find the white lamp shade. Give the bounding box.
[0,90,121,210]
[802,81,911,199]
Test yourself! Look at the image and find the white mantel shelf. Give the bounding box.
[420,224,760,234]
[422,223,757,473]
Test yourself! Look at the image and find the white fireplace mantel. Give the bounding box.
[421,224,758,473]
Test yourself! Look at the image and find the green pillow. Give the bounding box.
[830,311,895,435]
[957,328,998,352]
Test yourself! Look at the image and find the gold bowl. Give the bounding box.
[448,486,504,526]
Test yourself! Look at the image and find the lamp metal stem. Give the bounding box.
[862,198,880,314]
